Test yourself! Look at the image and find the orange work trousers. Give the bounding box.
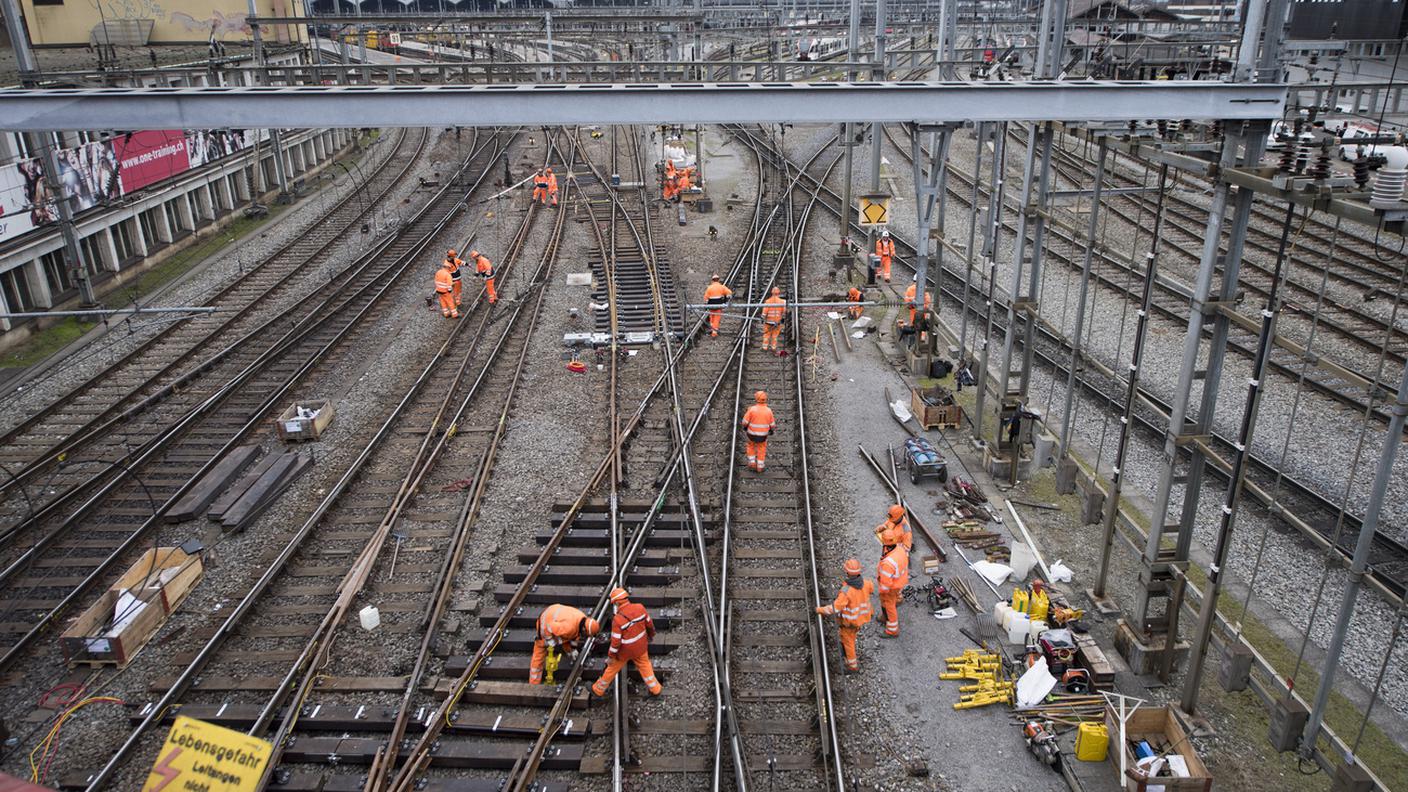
[880,255,892,281]
[708,309,723,335]
[761,321,781,350]
[908,305,917,326]
[528,638,548,684]
[483,277,497,303]
[548,188,559,206]
[745,435,768,471]
[879,590,901,636]
[451,279,462,305]
[839,626,860,670]
[533,186,549,204]
[592,652,662,696]
[437,291,458,318]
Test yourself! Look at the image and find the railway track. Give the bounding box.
[65,133,568,791]
[0,128,516,676]
[740,123,1408,600]
[0,128,430,513]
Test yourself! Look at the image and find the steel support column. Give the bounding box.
[973,123,1007,446]
[1058,141,1105,459]
[909,123,953,326]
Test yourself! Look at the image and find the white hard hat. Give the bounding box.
[881,230,890,237]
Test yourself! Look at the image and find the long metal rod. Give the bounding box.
[1181,201,1294,714]
[1094,163,1168,599]
[1059,142,1106,459]
[0,307,220,319]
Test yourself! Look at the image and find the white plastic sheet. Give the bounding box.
[1049,559,1074,583]
[1016,656,1058,707]
[971,560,1013,586]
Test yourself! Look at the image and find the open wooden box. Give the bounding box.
[1106,704,1212,792]
[276,399,335,442]
[59,547,203,668]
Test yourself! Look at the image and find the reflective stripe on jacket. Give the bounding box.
[832,579,874,627]
[537,603,588,647]
[742,404,775,438]
[435,268,454,294]
[761,297,786,325]
[609,601,655,660]
[878,546,910,593]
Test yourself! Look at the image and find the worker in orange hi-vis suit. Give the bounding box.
[592,587,662,696]
[528,603,600,685]
[444,248,465,306]
[435,260,458,319]
[760,287,786,352]
[815,558,874,672]
[676,167,693,199]
[545,167,559,207]
[875,503,913,556]
[741,390,776,472]
[703,275,732,337]
[875,229,896,282]
[877,543,910,637]
[904,277,932,326]
[847,285,864,319]
[471,250,497,304]
[532,168,551,206]
[663,160,678,201]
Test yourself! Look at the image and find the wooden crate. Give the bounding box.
[911,387,963,430]
[276,399,335,442]
[1105,705,1212,792]
[59,548,204,668]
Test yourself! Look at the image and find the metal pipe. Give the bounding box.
[1058,142,1105,459]
[865,0,887,255]
[836,0,860,254]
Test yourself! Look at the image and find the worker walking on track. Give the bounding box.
[663,160,678,201]
[532,168,551,206]
[592,587,662,697]
[816,558,874,672]
[877,543,909,638]
[529,603,600,685]
[471,249,497,304]
[875,230,895,282]
[435,259,458,319]
[904,276,932,326]
[704,275,733,337]
[741,390,776,472]
[876,503,913,555]
[847,285,864,319]
[545,166,559,207]
[760,286,786,352]
[444,248,464,307]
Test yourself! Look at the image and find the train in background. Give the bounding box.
[796,36,845,61]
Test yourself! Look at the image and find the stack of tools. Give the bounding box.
[946,476,988,505]
[942,649,1013,710]
[949,577,981,613]
[1012,695,1110,724]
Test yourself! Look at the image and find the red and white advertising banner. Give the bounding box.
[114,131,191,194]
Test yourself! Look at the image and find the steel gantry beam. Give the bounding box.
[0,81,1287,131]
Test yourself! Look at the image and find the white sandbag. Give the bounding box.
[1049,559,1074,583]
[1016,656,1057,707]
[971,560,1013,586]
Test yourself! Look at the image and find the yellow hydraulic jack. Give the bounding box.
[941,650,1013,710]
[544,645,561,685]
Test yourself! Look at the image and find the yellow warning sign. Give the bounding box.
[859,194,891,227]
[141,716,273,792]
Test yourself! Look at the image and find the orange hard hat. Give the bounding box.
[583,617,601,636]
[469,249,480,258]
[447,248,457,257]
[843,558,862,576]
[754,390,767,404]
[609,587,629,605]
[545,166,553,173]
[887,504,905,521]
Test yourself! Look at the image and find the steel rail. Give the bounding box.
[76,134,520,791]
[0,129,499,547]
[0,128,431,506]
[0,132,513,678]
[260,134,572,791]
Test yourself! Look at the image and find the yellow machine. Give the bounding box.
[942,649,1013,710]
[544,645,561,685]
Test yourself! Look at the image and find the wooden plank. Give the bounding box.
[580,754,817,774]
[273,774,569,792]
[730,633,806,647]
[502,564,680,586]
[477,606,681,630]
[221,452,312,531]
[166,445,260,522]
[492,583,690,607]
[739,719,818,735]
[733,659,808,674]
[150,703,604,739]
[280,737,585,769]
[207,452,281,519]
[517,547,678,567]
[734,609,807,622]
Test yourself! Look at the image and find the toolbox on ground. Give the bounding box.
[59,547,204,668]
[902,436,949,484]
[911,386,963,430]
[276,399,335,442]
[1106,704,1212,791]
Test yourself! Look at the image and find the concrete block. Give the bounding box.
[1113,619,1189,676]
[1080,488,1105,525]
[1268,696,1308,753]
[1217,642,1254,692]
[1032,430,1057,469]
[1331,761,1373,792]
[1055,458,1078,494]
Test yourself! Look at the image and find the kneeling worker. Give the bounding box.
[815,558,874,672]
[529,603,600,685]
[592,587,662,696]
